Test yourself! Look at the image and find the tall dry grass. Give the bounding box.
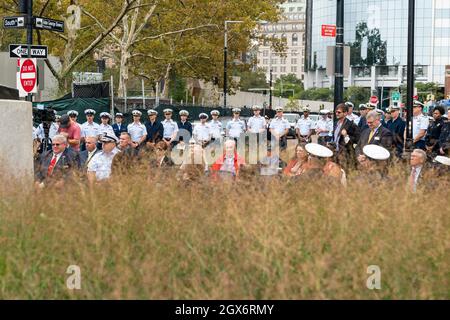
[0,165,448,299]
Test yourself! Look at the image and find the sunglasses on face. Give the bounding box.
[336,111,343,114]
[52,143,62,146]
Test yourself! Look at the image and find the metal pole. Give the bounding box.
[406,0,415,146]
[269,68,273,109]
[334,0,344,127]
[224,26,228,108]
[110,75,115,122]
[142,78,145,109]
[26,0,33,102]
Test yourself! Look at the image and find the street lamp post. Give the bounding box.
[224,20,243,109]
[334,0,344,130]
[406,0,415,148]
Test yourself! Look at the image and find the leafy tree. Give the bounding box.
[237,68,268,91]
[399,82,444,103]
[285,96,300,111]
[273,73,304,98]
[299,88,334,102]
[344,86,371,109]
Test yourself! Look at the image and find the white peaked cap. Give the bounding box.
[363,144,391,160]
[305,143,333,158]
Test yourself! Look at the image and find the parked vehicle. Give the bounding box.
[283,113,301,139]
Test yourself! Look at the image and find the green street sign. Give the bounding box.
[391,91,401,101]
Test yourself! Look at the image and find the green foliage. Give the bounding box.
[169,75,188,102]
[273,74,304,98]
[299,88,334,102]
[399,82,445,102]
[237,69,268,91]
[344,86,371,109]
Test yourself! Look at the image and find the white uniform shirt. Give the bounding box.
[209,120,223,139]
[269,117,290,135]
[226,118,246,138]
[99,123,117,139]
[296,116,314,136]
[127,122,147,142]
[81,121,101,138]
[87,148,119,181]
[315,118,333,137]
[347,113,361,125]
[35,122,59,140]
[247,116,266,133]
[162,119,179,139]
[193,123,211,142]
[412,115,429,141]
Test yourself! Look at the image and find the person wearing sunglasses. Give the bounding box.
[331,103,360,171]
[35,134,80,188]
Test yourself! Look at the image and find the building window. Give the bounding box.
[291,50,298,56]
[280,58,286,65]
[291,66,297,73]
[291,58,297,65]
[263,50,269,57]
[281,66,286,73]
[263,59,269,65]
[272,67,277,72]
[292,33,298,46]
[271,59,278,65]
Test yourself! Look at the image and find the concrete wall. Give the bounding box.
[227,91,333,112]
[0,100,33,184]
[0,52,61,101]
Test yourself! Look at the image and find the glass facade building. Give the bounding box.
[305,0,450,89]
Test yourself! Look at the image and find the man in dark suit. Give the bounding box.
[330,103,360,170]
[112,113,128,138]
[177,110,192,144]
[35,134,80,187]
[79,136,101,170]
[356,110,393,158]
[386,105,406,158]
[145,109,164,148]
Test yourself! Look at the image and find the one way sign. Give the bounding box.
[9,44,48,59]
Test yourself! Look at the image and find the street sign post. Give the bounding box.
[322,24,337,37]
[370,95,379,105]
[34,16,64,32]
[9,44,48,59]
[3,16,25,29]
[17,58,37,97]
[391,91,401,102]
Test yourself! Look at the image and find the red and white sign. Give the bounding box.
[370,95,379,105]
[17,58,37,96]
[321,25,336,37]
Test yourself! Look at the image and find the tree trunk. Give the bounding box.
[162,63,172,99]
[118,46,130,97]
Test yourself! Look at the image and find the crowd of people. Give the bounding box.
[32,100,450,190]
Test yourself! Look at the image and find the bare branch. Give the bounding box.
[131,3,158,43]
[60,0,138,78]
[39,0,51,16]
[81,7,121,44]
[135,24,220,43]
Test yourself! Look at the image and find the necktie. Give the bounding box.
[47,154,58,176]
[410,168,417,192]
[368,129,376,143]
